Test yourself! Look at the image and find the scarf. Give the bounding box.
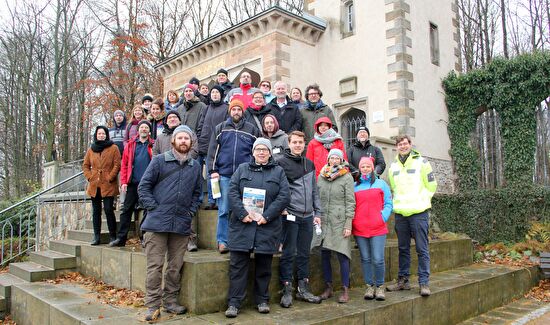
[91,140,113,153]
[172,148,189,165]
[163,125,176,135]
[314,128,342,150]
[320,163,349,181]
[305,99,325,110]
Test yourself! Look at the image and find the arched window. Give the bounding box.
[476,109,504,188]
[534,98,550,185]
[340,108,367,148]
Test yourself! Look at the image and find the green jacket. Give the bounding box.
[388,149,437,216]
[312,171,356,259]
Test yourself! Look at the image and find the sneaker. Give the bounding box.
[296,278,321,304]
[164,302,187,314]
[218,243,229,254]
[257,302,270,314]
[144,307,160,321]
[280,282,293,308]
[375,286,386,300]
[225,305,239,318]
[187,237,198,252]
[364,284,375,300]
[386,276,411,291]
[420,284,431,296]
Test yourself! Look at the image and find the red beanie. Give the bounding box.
[359,157,375,169]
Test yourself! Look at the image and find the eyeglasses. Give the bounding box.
[261,84,270,88]
[253,96,264,100]
[308,92,319,96]
[254,148,270,153]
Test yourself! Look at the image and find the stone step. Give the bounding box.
[0,295,5,313]
[49,239,82,257]
[9,262,56,282]
[9,263,542,324]
[84,218,135,232]
[0,273,26,312]
[458,297,550,325]
[67,229,116,244]
[78,238,473,315]
[29,250,76,270]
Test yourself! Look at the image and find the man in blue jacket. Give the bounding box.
[138,125,202,321]
[207,98,260,253]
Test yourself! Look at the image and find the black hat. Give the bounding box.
[165,110,181,121]
[357,126,370,136]
[137,120,152,131]
[217,68,228,76]
[142,93,154,103]
[189,77,200,85]
[210,85,225,99]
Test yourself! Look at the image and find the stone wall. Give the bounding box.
[38,199,91,249]
[426,156,455,194]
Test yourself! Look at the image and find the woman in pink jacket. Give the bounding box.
[352,157,393,301]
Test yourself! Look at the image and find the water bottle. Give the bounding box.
[314,223,322,235]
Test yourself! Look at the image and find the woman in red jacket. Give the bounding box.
[352,157,393,301]
[306,117,347,177]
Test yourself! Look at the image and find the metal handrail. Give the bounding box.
[0,171,84,215]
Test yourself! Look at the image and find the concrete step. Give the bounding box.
[29,250,76,270]
[49,239,82,257]
[9,262,56,282]
[0,295,5,313]
[67,229,114,244]
[9,263,543,324]
[458,297,550,325]
[0,273,26,312]
[78,238,474,315]
[84,218,135,232]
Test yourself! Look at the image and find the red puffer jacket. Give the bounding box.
[305,117,347,177]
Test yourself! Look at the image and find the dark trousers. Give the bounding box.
[321,249,351,287]
[279,216,313,282]
[395,211,431,285]
[227,251,273,308]
[91,188,116,238]
[117,183,139,243]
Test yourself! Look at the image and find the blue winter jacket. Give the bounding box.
[138,150,202,235]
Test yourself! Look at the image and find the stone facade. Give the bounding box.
[37,198,91,249]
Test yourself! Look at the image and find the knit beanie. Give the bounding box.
[327,148,344,161]
[114,109,125,117]
[210,85,225,99]
[357,126,370,137]
[359,156,375,169]
[142,93,154,103]
[253,137,272,154]
[165,110,181,121]
[189,77,200,85]
[172,125,194,140]
[228,99,245,113]
[217,68,228,76]
[137,120,152,131]
[183,83,198,92]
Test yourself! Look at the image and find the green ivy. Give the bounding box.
[431,186,550,244]
[442,51,550,190]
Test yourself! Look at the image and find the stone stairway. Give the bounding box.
[0,207,544,324]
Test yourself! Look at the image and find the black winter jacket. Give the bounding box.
[197,101,229,156]
[267,96,302,133]
[347,140,386,176]
[228,158,290,254]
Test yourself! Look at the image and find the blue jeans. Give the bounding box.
[279,216,313,282]
[395,211,430,285]
[216,176,232,246]
[321,250,350,287]
[355,235,386,287]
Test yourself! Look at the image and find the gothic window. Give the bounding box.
[341,1,355,38]
[476,109,504,188]
[341,108,367,148]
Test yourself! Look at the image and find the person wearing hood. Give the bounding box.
[300,84,337,142]
[259,80,275,103]
[261,114,288,156]
[216,68,234,95]
[275,131,322,308]
[353,157,393,301]
[165,90,183,112]
[124,105,146,147]
[267,81,302,133]
[147,98,166,139]
[176,83,207,137]
[312,149,356,304]
[197,85,229,210]
[142,93,154,115]
[138,125,202,321]
[347,126,386,178]
[243,91,275,132]
[224,138,290,318]
[306,117,347,177]
[109,110,127,155]
[224,71,260,109]
[153,111,198,159]
[82,126,121,245]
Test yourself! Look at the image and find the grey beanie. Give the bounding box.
[172,125,194,139]
[253,137,272,153]
[113,109,125,117]
[327,148,344,161]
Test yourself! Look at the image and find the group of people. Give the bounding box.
[81,68,438,321]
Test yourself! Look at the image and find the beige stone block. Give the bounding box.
[80,245,102,279]
[385,9,407,22]
[101,247,132,289]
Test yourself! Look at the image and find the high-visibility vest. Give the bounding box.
[388,151,437,217]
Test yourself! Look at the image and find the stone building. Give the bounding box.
[154,0,460,192]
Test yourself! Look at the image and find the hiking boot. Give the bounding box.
[420,284,431,296]
[90,234,100,246]
[257,302,270,314]
[144,307,161,321]
[375,286,386,300]
[364,284,375,300]
[280,282,293,308]
[338,286,350,303]
[164,302,187,314]
[187,237,198,252]
[218,243,228,254]
[386,276,411,291]
[225,305,239,318]
[320,282,333,300]
[296,278,321,304]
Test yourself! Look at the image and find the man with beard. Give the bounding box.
[224,71,260,109]
[267,81,302,133]
[138,125,202,321]
[111,120,154,247]
[207,99,260,253]
[153,111,198,159]
[347,126,386,178]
